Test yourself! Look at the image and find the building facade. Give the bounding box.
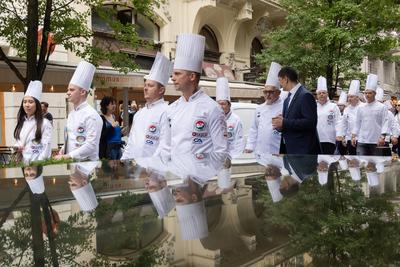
[0,0,286,146]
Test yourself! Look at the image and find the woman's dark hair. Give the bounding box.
[100,96,116,115]
[278,66,298,82]
[14,97,43,142]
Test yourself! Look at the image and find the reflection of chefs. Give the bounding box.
[317,155,339,185]
[216,77,244,158]
[23,165,45,194]
[145,171,175,218]
[245,62,284,155]
[258,154,284,203]
[316,76,341,155]
[168,33,227,154]
[56,61,102,161]
[121,52,172,160]
[173,178,208,240]
[69,162,99,212]
[346,155,361,181]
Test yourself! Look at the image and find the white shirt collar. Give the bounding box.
[25,115,35,121]
[145,98,165,109]
[289,83,301,96]
[184,88,203,102]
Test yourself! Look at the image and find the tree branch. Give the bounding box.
[0,47,26,85]
[51,0,75,12]
[39,43,54,80]
[37,0,53,78]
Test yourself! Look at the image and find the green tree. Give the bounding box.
[0,0,161,90]
[258,0,400,98]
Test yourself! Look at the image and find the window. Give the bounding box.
[368,58,378,74]
[199,26,220,63]
[383,60,393,84]
[92,5,160,42]
[244,38,264,82]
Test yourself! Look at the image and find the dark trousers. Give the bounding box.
[336,141,347,155]
[106,143,122,160]
[320,142,336,155]
[357,143,377,156]
[347,140,357,155]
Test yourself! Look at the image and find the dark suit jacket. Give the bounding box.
[280,85,320,155]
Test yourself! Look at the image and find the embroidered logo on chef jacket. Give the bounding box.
[227,124,235,139]
[30,140,43,154]
[75,126,86,147]
[192,119,209,144]
[327,110,335,125]
[145,123,160,145]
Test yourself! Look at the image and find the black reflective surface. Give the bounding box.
[1,153,400,266]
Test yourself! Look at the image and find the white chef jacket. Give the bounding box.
[14,116,53,162]
[121,98,170,159]
[167,89,228,154]
[386,111,400,141]
[225,110,245,158]
[338,103,364,141]
[353,100,389,144]
[64,101,103,161]
[317,101,341,144]
[245,98,283,155]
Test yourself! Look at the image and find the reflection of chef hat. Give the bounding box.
[173,33,205,73]
[217,168,231,189]
[376,87,384,101]
[365,74,378,91]
[266,178,283,202]
[339,159,348,170]
[384,100,393,110]
[376,162,385,173]
[317,76,327,92]
[25,80,43,102]
[144,52,172,86]
[69,61,96,91]
[366,172,379,187]
[216,77,230,102]
[349,167,361,181]
[318,171,328,185]
[149,187,175,218]
[338,91,347,105]
[26,175,45,194]
[265,62,282,89]
[176,201,208,240]
[348,80,360,96]
[71,161,99,176]
[71,183,98,212]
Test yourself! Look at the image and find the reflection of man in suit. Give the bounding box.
[280,154,317,197]
[272,67,320,154]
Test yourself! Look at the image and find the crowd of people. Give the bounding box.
[12,32,400,164]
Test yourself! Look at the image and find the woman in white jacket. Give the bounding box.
[13,81,53,162]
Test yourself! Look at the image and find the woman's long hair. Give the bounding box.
[100,96,116,115]
[14,98,44,142]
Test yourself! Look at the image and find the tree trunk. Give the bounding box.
[326,64,334,100]
[26,0,39,92]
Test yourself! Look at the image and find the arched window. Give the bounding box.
[245,38,264,82]
[199,26,221,63]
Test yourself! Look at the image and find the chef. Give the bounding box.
[351,74,388,156]
[337,80,363,155]
[167,33,227,154]
[336,91,348,155]
[216,77,244,158]
[245,62,284,155]
[55,61,102,161]
[14,80,53,162]
[121,52,172,159]
[316,76,341,154]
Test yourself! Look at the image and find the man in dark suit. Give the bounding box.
[272,67,320,154]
